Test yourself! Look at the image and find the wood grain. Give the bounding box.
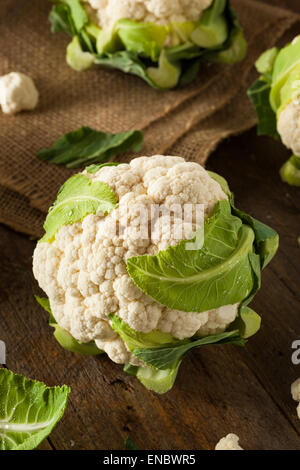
[0,0,299,451]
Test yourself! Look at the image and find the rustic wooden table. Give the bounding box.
[0,0,299,451]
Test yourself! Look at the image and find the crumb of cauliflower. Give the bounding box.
[215,433,243,450]
[84,0,213,30]
[277,97,300,157]
[291,378,300,419]
[33,155,238,365]
[0,72,39,115]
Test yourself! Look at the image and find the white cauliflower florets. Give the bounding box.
[84,0,213,30]
[291,378,300,419]
[0,72,38,115]
[33,156,238,365]
[277,97,300,157]
[215,433,243,450]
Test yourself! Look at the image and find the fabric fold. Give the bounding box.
[0,0,298,236]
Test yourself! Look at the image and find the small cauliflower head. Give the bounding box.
[291,378,300,419]
[0,72,38,115]
[84,0,213,30]
[277,96,300,157]
[215,433,243,450]
[33,156,238,365]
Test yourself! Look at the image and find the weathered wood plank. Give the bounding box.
[207,127,300,439]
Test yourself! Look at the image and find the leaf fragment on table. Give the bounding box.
[37,126,143,168]
[0,369,70,450]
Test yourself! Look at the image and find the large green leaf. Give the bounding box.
[0,369,70,450]
[247,78,279,139]
[37,126,143,168]
[127,200,255,313]
[40,173,117,242]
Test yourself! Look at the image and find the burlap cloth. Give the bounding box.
[0,0,299,238]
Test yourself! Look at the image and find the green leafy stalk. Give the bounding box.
[133,330,244,370]
[113,314,246,394]
[49,2,75,35]
[0,369,70,450]
[280,155,300,187]
[124,362,181,394]
[117,19,168,61]
[37,127,143,168]
[49,0,246,89]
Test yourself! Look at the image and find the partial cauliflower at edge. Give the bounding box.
[277,96,300,157]
[33,156,238,365]
[84,0,213,30]
[0,72,38,115]
[215,433,243,450]
[291,378,300,419]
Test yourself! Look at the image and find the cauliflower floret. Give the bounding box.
[277,97,300,157]
[33,156,238,366]
[0,72,38,115]
[215,434,243,450]
[84,0,213,30]
[197,304,239,337]
[291,378,300,419]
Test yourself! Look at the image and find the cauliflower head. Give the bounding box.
[0,72,38,115]
[84,0,213,30]
[33,156,239,366]
[215,433,243,450]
